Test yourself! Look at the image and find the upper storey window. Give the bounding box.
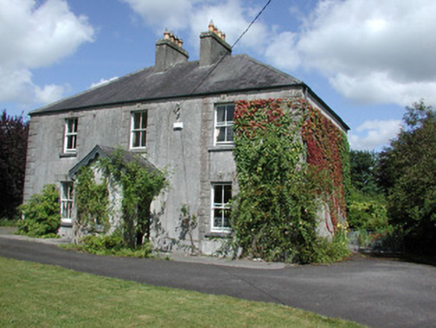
[131,111,147,149]
[64,118,78,153]
[214,104,234,145]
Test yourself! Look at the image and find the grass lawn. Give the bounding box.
[0,257,364,327]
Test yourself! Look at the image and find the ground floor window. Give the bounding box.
[211,183,232,232]
[60,182,73,224]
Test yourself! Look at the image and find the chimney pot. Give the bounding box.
[208,20,214,31]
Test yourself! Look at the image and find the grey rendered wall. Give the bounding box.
[24,86,343,254]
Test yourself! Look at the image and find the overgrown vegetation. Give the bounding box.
[231,98,350,263]
[16,184,60,238]
[378,101,436,253]
[73,148,168,253]
[0,257,365,328]
[63,232,153,258]
[347,150,390,232]
[0,110,29,220]
[74,166,110,242]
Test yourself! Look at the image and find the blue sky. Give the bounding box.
[1,0,436,150]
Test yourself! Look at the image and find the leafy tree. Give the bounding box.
[347,150,389,231]
[378,100,436,252]
[350,150,380,195]
[0,110,29,219]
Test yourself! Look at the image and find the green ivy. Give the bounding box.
[17,184,60,238]
[232,98,350,263]
[74,166,110,242]
[98,148,168,249]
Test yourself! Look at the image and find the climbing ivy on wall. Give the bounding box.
[74,166,110,243]
[300,99,350,230]
[99,149,168,249]
[73,149,168,249]
[232,98,350,263]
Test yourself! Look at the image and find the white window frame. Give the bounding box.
[60,182,74,224]
[214,104,235,145]
[130,111,147,149]
[64,118,78,153]
[211,183,232,232]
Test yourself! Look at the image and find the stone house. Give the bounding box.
[23,24,349,254]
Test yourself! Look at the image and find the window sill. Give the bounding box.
[205,231,231,238]
[129,147,147,153]
[60,219,73,227]
[208,145,234,152]
[59,152,77,158]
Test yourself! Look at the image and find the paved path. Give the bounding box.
[1,235,435,328]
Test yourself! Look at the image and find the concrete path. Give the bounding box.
[1,234,435,328]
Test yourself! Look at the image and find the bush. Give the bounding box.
[313,224,350,263]
[347,188,390,231]
[75,233,153,258]
[16,184,60,238]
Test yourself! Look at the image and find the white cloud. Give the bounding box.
[265,0,436,107]
[264,32,301,71]
[35,84,69,104]
[120,0,202,32]
[349,119,402,150]
[90,77,119,89]
[0,0,94,105]
[121,0,270,53]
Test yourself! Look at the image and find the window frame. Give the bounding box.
[60,181,74,225]
[211,183,232,232]
[130,111,148,149]
[63,118,78,153]
[214,103,235,145]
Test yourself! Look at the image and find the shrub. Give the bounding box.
[76,232,153,258]
[17,184,60,238]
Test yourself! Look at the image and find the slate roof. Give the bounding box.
[31,53,349,131]
[32,54,302,115]
[68,145,159,180]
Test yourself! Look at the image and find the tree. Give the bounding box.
[0,110,29,219]
[378,100,436,252]
[350,150,379,195]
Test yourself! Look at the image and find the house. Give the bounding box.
[23,24,349,254]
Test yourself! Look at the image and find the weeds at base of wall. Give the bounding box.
[61,233,154,258]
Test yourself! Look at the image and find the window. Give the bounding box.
[64,118,78,153]
[60,182,73,224]
[131,111,147,149]
[215,104,234,145]
[211,183,232,231]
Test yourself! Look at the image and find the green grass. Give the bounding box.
[0,257,365,327]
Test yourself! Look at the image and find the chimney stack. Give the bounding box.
[200,21,231,67]
[155,30,189,73]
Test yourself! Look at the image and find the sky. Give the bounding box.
[1,0,436,151]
